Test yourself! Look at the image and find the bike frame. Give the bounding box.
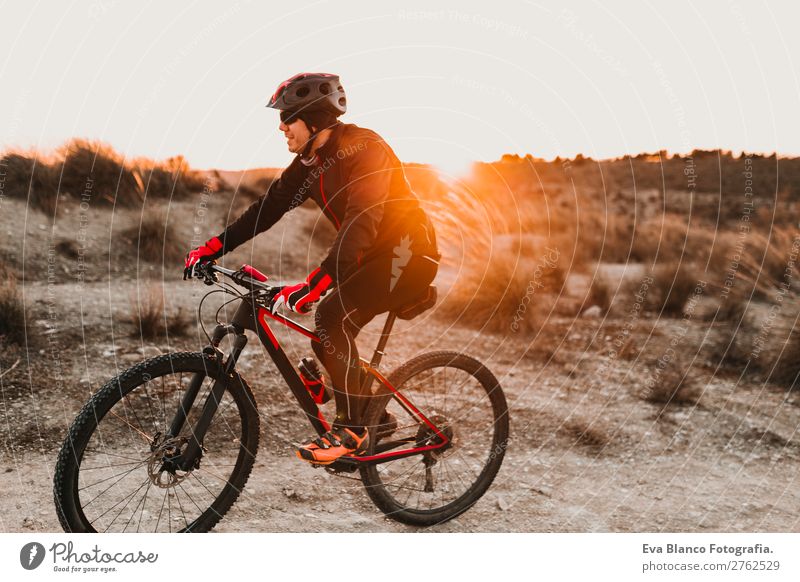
[170,268,449,473]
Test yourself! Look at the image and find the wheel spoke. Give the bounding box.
[364,355,508,520]
[56,358,257,533]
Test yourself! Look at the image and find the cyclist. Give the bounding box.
[184,73,440,465]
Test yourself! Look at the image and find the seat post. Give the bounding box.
[369,311,397,370]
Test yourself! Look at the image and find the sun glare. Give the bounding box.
[434,155,475,183]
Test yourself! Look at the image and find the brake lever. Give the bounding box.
[197,261,218,285]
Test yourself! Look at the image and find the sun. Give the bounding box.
[433,154,474,183]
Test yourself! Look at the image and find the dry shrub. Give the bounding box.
[702,320,750,369]
[647,261,703,316]
[632,214,718,265]
[1,140,205,214]
[443,247,567,334]
[134,155,206,200]
[0,152,60,213]
[55,239,80,259]
[585,274,612,314]
[559,418,610,450]
[121,211,183,264]
[709,228,800,300]
[128,285,189,339]
[58,139,142,206]
[643,355,701,407]
[574,209,634,263]
[757,308,800,389]
[0,274,28,345]
[712,293,749,322]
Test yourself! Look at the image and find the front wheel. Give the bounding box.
[53,352,260,532]
[360,351,509,526]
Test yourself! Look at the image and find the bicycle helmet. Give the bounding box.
[267,72,347,117]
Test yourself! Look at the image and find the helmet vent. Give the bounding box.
[296,85,310,98]
[319,82,331,94]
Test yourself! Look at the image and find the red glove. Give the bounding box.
[184,236,223,280]
[271,267,333,314]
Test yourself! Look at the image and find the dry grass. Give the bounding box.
[584,273,612,315]
[643,355,701,407]
[55,239,80,259]
[121,211,183,264]
[58,139,141,206]
[632,214,719,266]
[559,418,611,450]
[708,227,800,300]
[134,155,206,200]
[438,236,567,333]
[0,152,60,213]
[647,261,702,316]
[1,140,205,214]
[127,285,189,339]
[712,293,749,322]
[0,272,28,345]
[702,320,750,369]
[760,312,800,389]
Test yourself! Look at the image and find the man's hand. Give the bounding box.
[271,267,333,314]
[183,236,223,280]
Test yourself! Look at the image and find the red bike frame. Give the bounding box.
[208,268,449,468]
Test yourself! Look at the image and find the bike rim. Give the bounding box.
[370,364,502,514]
[74,371,249,532]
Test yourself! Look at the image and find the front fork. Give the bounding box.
[166,323,247,472]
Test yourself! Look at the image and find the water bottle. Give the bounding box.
[298,357,331,404]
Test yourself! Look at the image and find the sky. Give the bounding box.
[1,0,799,175]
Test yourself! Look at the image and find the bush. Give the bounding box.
[584,273,612,314]
[702,320,750,369]
[647,261,702,316]
[55,239,80,259]
[134,155,206,200]
[643,355,701,408]
[438,243,566,331]
[127,285,189,340]
[631,214,716,265]
[0,274,28,345]
[121,211,183,264]
[0,152,60,213]
[0,140,206,214]
[58,139,142,206]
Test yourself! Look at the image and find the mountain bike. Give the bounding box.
[53,262,509,532]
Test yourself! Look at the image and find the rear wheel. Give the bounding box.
[360,351,509,526]
[53,352,260,532]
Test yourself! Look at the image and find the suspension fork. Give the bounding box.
[169,313,251,472]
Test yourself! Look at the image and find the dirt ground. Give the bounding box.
[2,195,800,533]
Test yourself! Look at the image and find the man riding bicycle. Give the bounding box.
[184,73,440,465]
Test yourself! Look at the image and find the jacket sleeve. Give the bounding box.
[319,139,392,283]
[215,157,307,254]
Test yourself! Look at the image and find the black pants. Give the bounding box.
[311,252,438,427]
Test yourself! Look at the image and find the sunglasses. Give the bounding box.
[280,110,301,124]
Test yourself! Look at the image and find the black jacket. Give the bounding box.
[216,122,440,283]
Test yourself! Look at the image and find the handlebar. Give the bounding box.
[197,261,276,296]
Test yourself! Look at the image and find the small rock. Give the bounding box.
[496,495,510,511]
[581,305,603,318]
[282,486,298,499]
